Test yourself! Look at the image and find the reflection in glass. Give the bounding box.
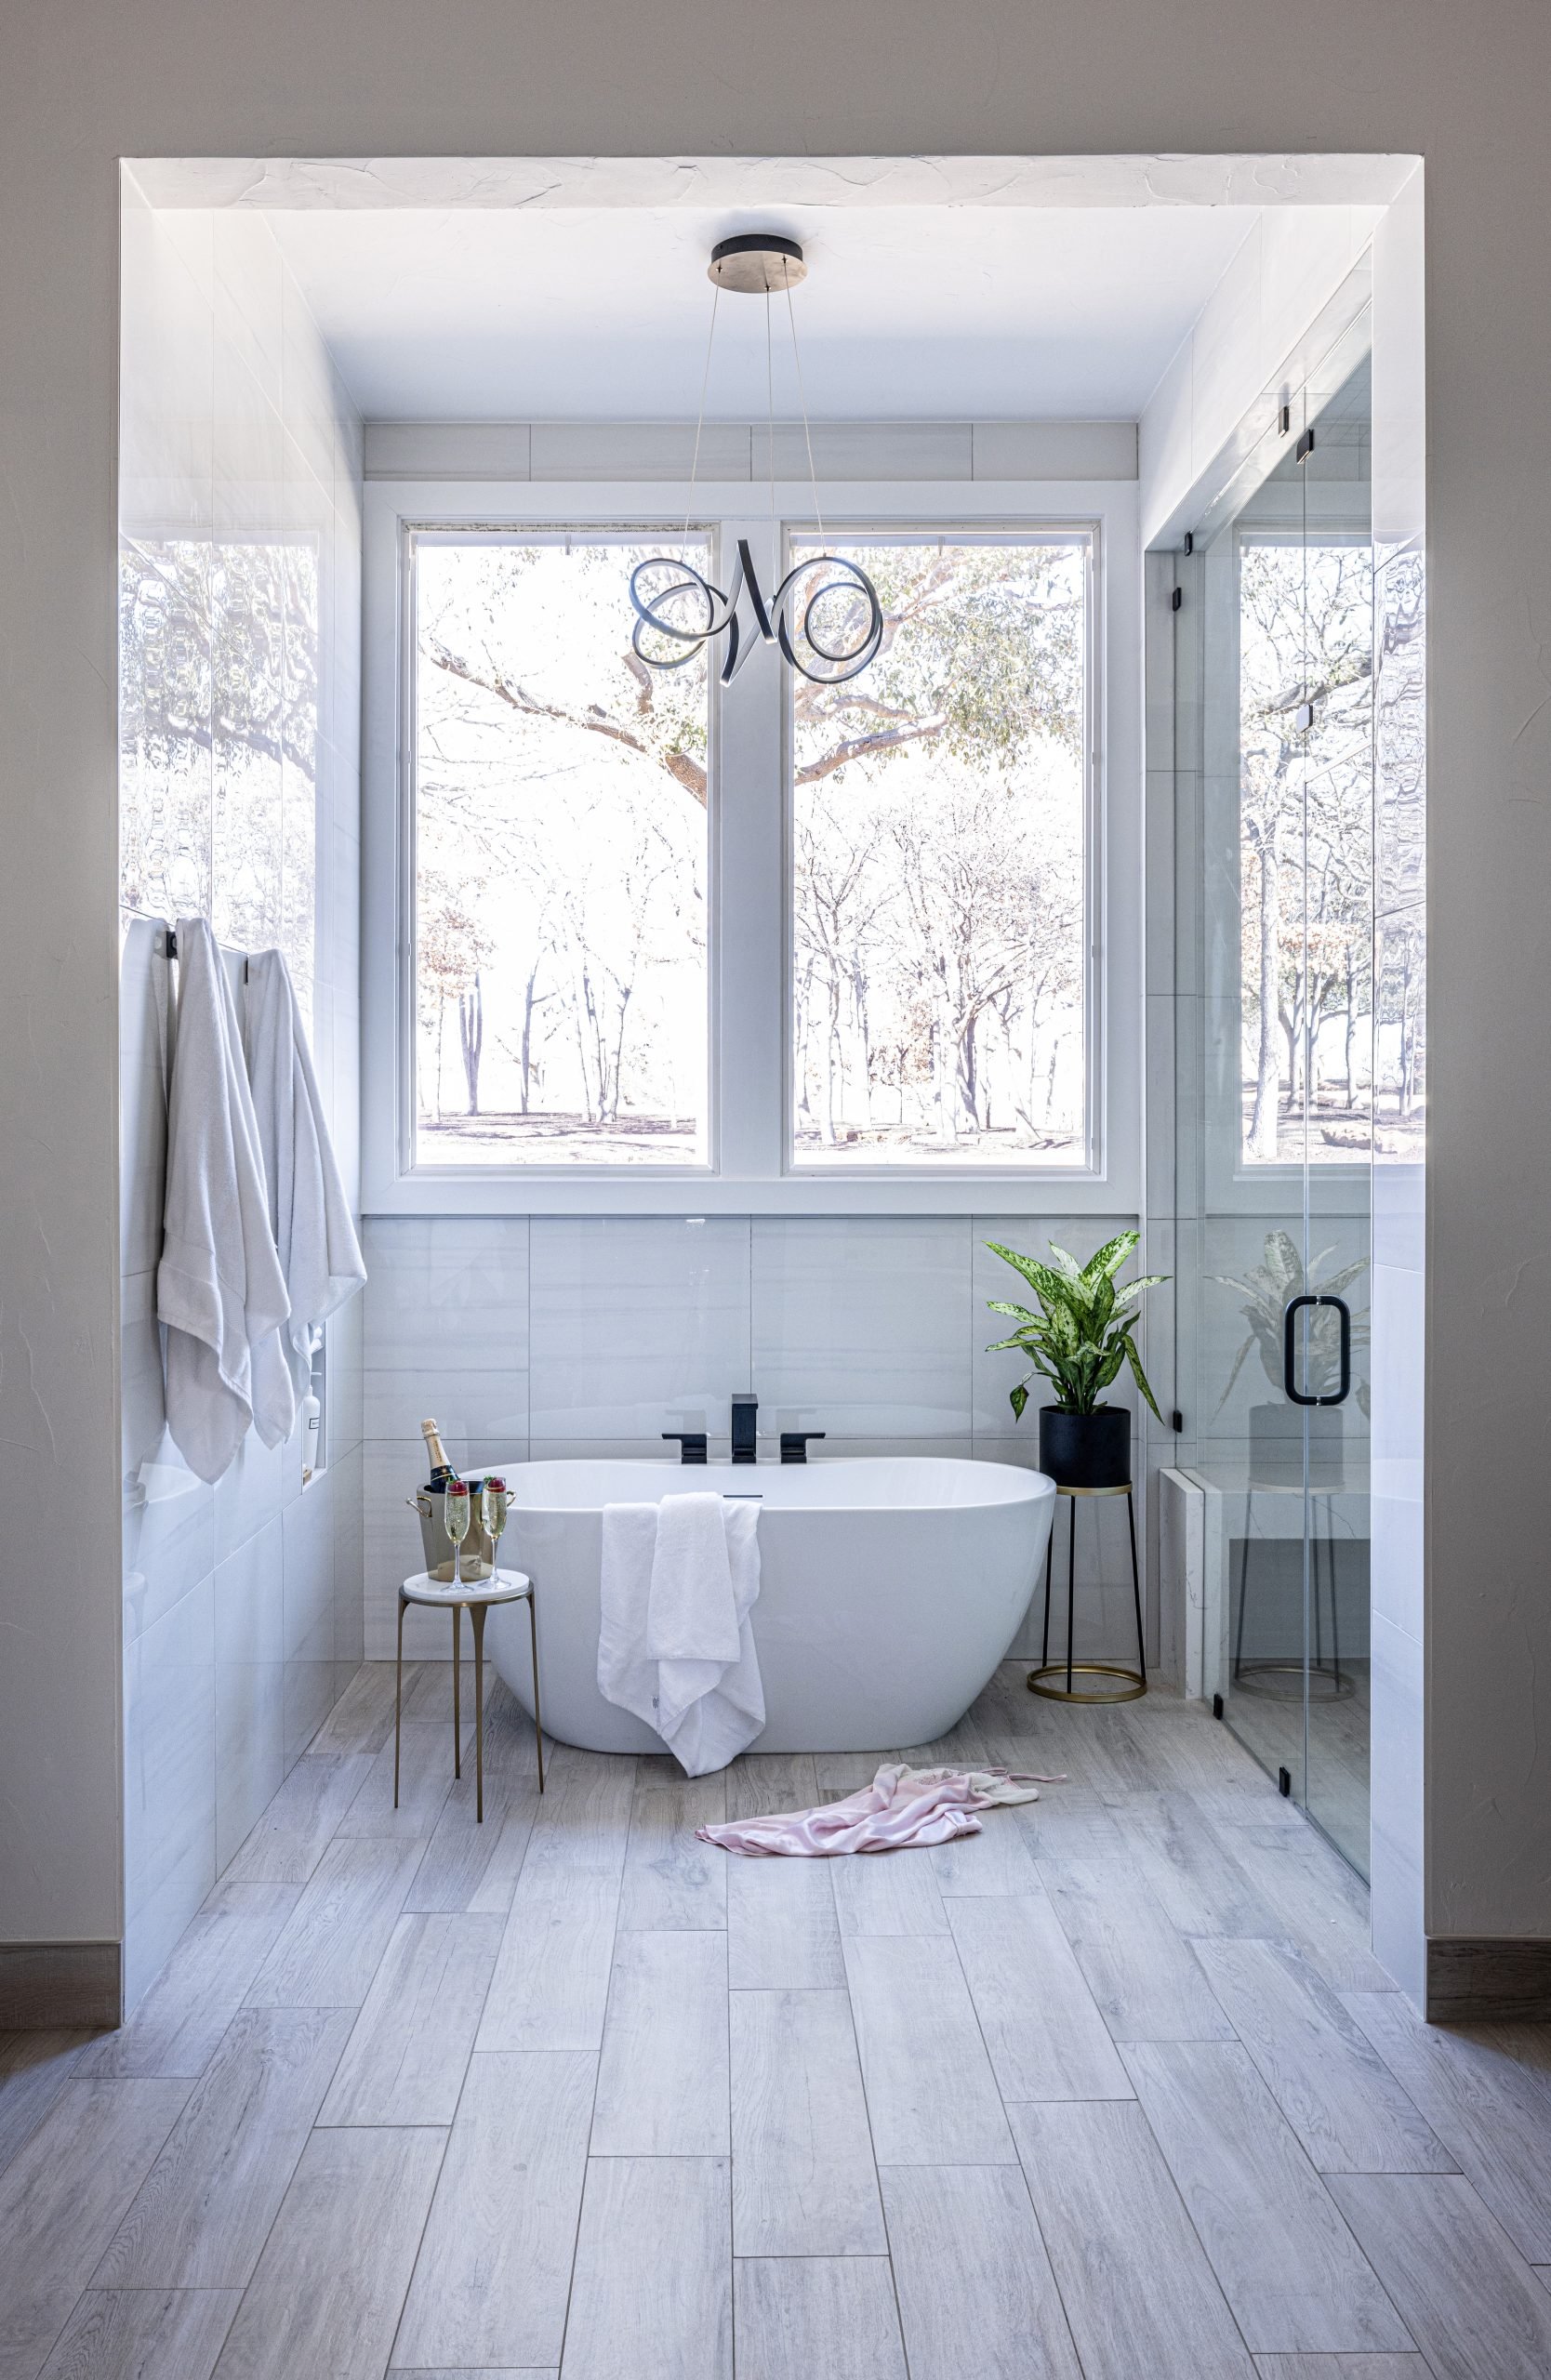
[119,531,318,1015]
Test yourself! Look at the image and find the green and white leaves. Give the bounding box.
[984,1231,1168,1423]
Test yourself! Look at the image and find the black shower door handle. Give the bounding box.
[1283,1293,1351,1408]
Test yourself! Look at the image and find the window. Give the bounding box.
[410,532,709,1166]
[369,486,1125,1212]
[789,533,1090,1165]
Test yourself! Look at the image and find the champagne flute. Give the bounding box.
[482,1476,509,1584]
[444,1478,471,1586]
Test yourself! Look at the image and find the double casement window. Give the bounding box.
[364,485,1133,1214]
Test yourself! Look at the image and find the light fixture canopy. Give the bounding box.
[628,231,882,690]
[708,232,808,294]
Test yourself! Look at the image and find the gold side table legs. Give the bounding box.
[1027,1481,1147,1705]
[395,1577,546,1820]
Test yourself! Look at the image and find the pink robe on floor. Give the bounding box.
[696,1763,1064,1857]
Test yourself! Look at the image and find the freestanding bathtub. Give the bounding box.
[485,1455,1055,1755]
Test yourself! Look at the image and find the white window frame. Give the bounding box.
[362,474,1141,1217]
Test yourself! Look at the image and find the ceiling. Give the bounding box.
[264,202,1275,423]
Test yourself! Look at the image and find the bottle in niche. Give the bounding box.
[421,1417,459,1491]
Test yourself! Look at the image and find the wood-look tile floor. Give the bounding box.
[7,1661,1551,2379]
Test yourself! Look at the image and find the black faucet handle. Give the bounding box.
[780,1431,827,1464]
[662,1432,709,1465]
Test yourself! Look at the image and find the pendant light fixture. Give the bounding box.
[629,233,883,688]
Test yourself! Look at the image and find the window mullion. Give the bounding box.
[714,515,787,1182]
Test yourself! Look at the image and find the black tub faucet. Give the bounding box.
[731,1394,759,1464]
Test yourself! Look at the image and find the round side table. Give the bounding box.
[398,1568,545,1820]
[1027,1481,1147,1705]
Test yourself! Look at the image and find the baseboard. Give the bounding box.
[0,1941,122,2030]
[1425,1937,1551,2023]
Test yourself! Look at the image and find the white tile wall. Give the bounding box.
[118,189,365,2009]
[359,1209,1159,1669]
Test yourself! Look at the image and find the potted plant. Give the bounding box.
[986,1231,1167,1488]
[1211,1228,1369,1485]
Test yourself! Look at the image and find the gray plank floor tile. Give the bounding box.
[399,1660,471,1724]
[335,1719,461,1840]
[209,2125,445,2380]
[1121,2040,1412,2354]
[1252,2357,1432,2377]
[1220,1834,1393,1993]
[590,1930,729,2157]
[309,1662,403,1755]
[724,1754,820,1823]
[730,1990,884,2256]
[842,1936,1015,2164]
[476,1754,634,2055]
[618,1777,728,1930]
[1192,1940,1453,2175]
[1038,1855,1238,2041]
[37,2289,241,2380]
[1343,1990,1551,2261]
[76,1885,302,2079]
[393,2052,595,2371]
[1121,1792,1283,1937]
[726,1856,843,1990]
[831,1849,948,1937]
[0,2077,192,2380]
[1328,2172,1551,2380]
[948,1892,1133,2101]
[221,1753,377,1885]
[403,1780,540,1917]
[930,1809,1039,1896]
[734,2257,906,2380]
[1012,2099,1257,2379]
[882,2162,1082,2380]
[814,1752,888,1795]
[1010,1787,1130,1858]
[95,2008,352,2288]
[0,2030,93,2175]
[561,2156,730,2380]
[318,1913,502,2126]
[245,1837,424,2009]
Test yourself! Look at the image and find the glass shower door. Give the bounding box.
[1296,329,1374,1870]
[1183,314,1374,1874]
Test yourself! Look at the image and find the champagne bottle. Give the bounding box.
[420,1417,459,1492]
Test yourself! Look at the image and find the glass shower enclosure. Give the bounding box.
[1173,311,1377,1875]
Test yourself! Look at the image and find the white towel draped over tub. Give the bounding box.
[598,1491,765,1775]
[156,917,293,1482]
[242,947,367,1406]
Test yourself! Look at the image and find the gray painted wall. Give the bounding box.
[0,3,1541,1955]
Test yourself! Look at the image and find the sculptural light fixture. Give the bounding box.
[629,234,883,688]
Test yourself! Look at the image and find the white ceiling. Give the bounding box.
[265,202,1272,423]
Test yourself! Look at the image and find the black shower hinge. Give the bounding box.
[1170,1408,1184,1434]
[1182,530,1194,556]
[1296,427,1316,463]
[1212,1693,1224,1720]
[1279,403,1292,435]
[1279,1765,1292,1797]
[1170,586,1183,613]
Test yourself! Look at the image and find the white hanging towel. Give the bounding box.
[598,1491,765,1776]
[157,918,293,1482]
[241,948,367,1406]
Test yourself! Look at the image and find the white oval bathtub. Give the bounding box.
[484,1455,1054,1756]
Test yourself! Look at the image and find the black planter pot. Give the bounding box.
[1038,1404,1131,1490]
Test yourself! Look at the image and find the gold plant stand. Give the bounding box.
[1027,1481,1147,1705]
